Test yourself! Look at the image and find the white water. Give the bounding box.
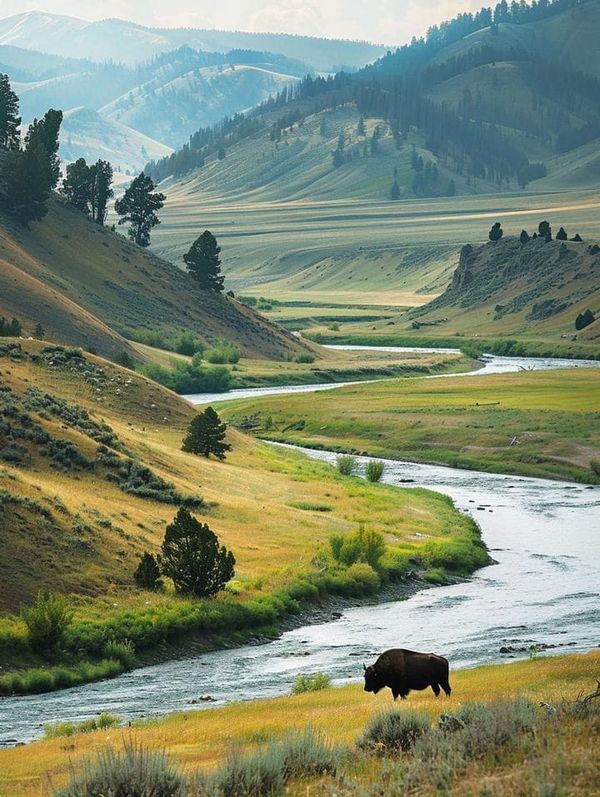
[1,349,599,745]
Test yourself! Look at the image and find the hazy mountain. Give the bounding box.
[100,58,302,148]
[60,107,172,174]
[0,11,388,71]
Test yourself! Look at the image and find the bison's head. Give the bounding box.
[363,663,384,694]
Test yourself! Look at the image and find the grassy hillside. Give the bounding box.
[0,197,308,361]
[412,234,600,343]
[220,369,600,483]
[0,339,484,690]
[1,651,598,795]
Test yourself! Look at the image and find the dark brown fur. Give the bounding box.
[363,648,451,700]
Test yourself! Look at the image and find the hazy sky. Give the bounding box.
[3,0,486,45]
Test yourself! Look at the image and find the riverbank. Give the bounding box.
[304,331,600,361]
[220,368,600,483]
[2,650,598,796]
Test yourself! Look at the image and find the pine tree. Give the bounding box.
[182,406,231,459]
[24,109,63,190]
[538,220,552,240]
[556,226,567,241]
[183,230,224,292]
[356,116,366,137]
[134,552,162,590]
[519,229,530,245]
[160,508,235,597]
[114,172,165,247]
[489,221,503,241]
[61,158,92,213]
[0,74,21,150]
[34,322,45,340]
[0,148,50,224]
[390,180,400,200]
[90,159,113,225]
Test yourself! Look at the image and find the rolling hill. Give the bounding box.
[411,233,600,342]
[0,197,309,361]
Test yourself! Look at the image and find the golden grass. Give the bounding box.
[1,651,598,796]
[0,340,470,614]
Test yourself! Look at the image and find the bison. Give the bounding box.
[363,648,451,700]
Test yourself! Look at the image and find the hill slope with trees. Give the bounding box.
[0,196,310,360]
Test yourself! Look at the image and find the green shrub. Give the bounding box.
[330,526,386,570]
[205,342,241,364]
[346,562,380,592]
[173,331,204,356]
[365,460,385,482]
[115,350,135,369]
[336,454,356,475]
[55,740,186,797]
[134,551,163,590]
[103,639,136,669]
[21,591,73,654]
[423,567,447,584]
[292,672,331,694]
[358,708,431,755]
[45,713,120,739]
[451,698,537,758]
[294,353,315,363]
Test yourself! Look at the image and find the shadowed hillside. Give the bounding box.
[0,197,309,361]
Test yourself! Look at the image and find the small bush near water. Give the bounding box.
[365,459,385,482]
[292,672,331,694]
[21,591,73,653]
[44,712,120,739]
[336,454,357,475]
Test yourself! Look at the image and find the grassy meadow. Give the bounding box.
[1,651,598,795]
[220,368,600,483]
[0,339,484,693]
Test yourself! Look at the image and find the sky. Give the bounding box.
[2,0,487,45]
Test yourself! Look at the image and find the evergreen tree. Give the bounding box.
[183,230,224,292]
[489,221,503,241]
[0,74,21,150]
[571,233,583,242]
[24,109,63,190]
[538,220,552,240]
[182,406,231,459]
[556,226,567,240]
[160,508,235,597]
[446,179,456,197]
[114,172,165,247]
[356,116,366,137]
[61,158,92,213]
[519,229,530,245]
[0,148,50,224]
[390,180,400,200]
[34,322,45,340]
[134,552,162,590]
[90,159,113,225]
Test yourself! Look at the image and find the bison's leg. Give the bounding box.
[441,679,451,697]
[431,683,441,697]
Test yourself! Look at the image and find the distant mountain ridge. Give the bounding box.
[0,11,389,71]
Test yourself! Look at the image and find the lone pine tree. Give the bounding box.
[489,221,503,241]
[183,230,225,292]
[160,508,235,597]
[134,552,162,591]
[182,406,231,459]
[115,172,165,247]
[0,73,21,150]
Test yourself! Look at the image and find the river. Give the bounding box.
[1,350,598,745]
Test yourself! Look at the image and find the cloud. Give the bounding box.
[248,1,324,37]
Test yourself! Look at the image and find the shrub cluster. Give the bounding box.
[104,455,203,507]
[44,712,120,739]
[139,359,232,394]
[205,342,241,364]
